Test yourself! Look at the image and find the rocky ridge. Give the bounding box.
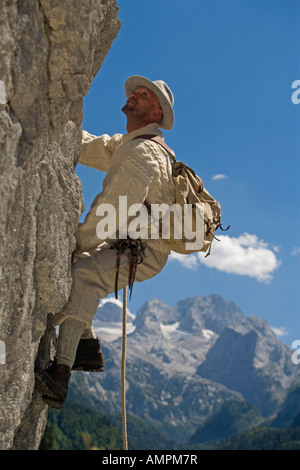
[77,294,300,444]
[0,0,120,450]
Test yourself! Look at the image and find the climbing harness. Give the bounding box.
[111,238,146,301]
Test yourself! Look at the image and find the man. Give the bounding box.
[35,76,176,409]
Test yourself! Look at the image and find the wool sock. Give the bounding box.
[81,326,97,339]
[55,318,86,368]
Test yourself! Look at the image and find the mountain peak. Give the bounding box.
[175,294,246,334]
[86,293,299,445]
[133,298,179,332]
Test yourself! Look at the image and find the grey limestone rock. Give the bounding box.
[0,0,120,450]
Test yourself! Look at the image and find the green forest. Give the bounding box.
[39,400,300,451]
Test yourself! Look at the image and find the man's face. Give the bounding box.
[122,86,162,123]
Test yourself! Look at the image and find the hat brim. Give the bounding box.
[125,75,174,130]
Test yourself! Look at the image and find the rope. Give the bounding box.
[121,286,128,450]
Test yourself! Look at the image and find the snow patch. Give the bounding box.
[160,322,189,342]
[93,321,136,342]
[202,328,215,340]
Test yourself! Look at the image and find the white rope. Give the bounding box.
[121,286,128,450]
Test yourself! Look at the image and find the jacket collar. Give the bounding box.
[121,123,164,145]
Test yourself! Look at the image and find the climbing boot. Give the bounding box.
[35,359,71,410]
[72,338,105,372]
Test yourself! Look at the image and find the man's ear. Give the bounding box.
[152,108,163,123]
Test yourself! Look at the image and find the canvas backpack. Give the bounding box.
[136,134,230,257]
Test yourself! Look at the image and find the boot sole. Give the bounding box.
[35,372,66,409]
[72,365,104,372]
[41,394,65,410]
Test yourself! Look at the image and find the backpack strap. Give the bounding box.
[133,134,176,164]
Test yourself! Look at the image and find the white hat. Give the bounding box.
[125,75,174,130]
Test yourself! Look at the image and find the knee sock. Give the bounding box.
[81,326,97,339]
[55,318,86,368]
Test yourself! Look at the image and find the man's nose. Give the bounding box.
[129,92,137,100]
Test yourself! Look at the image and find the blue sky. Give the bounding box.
[77,0,300,347]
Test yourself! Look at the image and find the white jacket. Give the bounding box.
[76,123,176,253]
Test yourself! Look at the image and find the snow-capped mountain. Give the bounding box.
[71,294,300,444]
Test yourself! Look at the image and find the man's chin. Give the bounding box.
[122,105,133,115]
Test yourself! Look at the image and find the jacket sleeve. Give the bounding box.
[75,140,161,253]
[78,130,123,172]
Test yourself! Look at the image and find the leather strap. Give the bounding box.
[133,134,176,162]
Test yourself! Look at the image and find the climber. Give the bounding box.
[35,76,176,409]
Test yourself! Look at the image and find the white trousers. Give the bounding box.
[53,243,169,328]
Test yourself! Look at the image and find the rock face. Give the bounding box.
[0,0,120,450]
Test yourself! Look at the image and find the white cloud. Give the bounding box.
[212,173,228,181]
[169,251,199,270]
[271,326,289,338]
[101,297,123,308]
[170,233,280,283]
[291,247,300,256]
[199,233,280,282]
